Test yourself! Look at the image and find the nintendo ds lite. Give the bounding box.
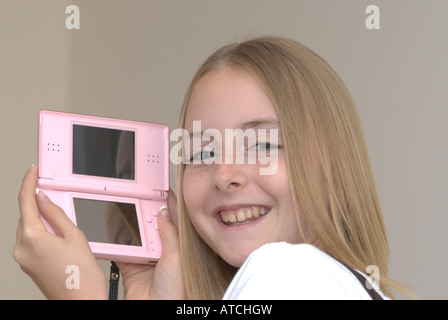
[37,110,169,264]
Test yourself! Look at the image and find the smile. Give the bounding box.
[219,205,270,226]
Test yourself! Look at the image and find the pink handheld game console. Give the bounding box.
[37,110,169,264]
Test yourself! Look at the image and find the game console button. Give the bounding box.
[151,209,159,216]
[145,215,153,223]
[153,223,158,231]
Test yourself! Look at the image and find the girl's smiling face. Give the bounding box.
[182,68,306,267]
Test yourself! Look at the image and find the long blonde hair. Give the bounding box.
[177,36,400,299]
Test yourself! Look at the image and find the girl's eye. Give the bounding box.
[255,142,272,151]
[190,148,217,162]
[252,142,279,153]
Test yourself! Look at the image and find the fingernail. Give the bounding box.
[38,191,49,201]
[28,164,35,172]
[159,205,170,220]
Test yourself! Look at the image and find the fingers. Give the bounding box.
[160,189,180,256]
[167,189,178,228]
[158,206,180,258]
[17,166,46,231]
[15,218,23,246]
[18,165,78,239]
[154,206,185,299]
[35,190,78,239]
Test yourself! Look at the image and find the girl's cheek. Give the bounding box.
[183,166,210,210]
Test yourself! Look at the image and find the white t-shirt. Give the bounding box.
[223,242,389,300]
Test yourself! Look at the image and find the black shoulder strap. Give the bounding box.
[109,261,120,300]
[343,264,384,300]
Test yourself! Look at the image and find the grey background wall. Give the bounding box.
[1,0,447,299]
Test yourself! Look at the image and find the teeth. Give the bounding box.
[252,207,260,218]
[236,210,245,222]
[220,206,270,225]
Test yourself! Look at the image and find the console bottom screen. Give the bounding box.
[74,198,142,246]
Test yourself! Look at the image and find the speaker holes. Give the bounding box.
[46,142,60,152]
[147,154,160,164]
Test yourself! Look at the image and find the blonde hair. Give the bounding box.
[177,36,403,299]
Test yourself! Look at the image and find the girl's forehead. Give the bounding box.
[184,69,278,131]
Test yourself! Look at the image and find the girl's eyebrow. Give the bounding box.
[186,119,281,138]
[238,119,281,131]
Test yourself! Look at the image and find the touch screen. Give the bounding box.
[74,198,142,246]
[72,124,135,179]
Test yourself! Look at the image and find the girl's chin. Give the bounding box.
[217,243,267,268]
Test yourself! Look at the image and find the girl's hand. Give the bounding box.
[116,189,185,299]
[13,166,108,299]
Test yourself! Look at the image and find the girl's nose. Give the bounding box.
[212,162,248,193]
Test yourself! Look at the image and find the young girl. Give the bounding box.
[14,36,398,299]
